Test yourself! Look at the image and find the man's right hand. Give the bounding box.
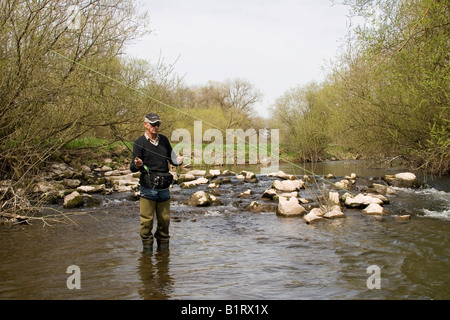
[134,157,143,169]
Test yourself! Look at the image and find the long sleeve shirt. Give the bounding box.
[129,134,181,175]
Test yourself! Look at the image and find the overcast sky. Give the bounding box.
[125,0,352,118]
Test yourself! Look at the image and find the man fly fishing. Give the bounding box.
[130,113,183,254]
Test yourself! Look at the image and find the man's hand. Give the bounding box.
[134,157,143,169]
[177,155,184,165]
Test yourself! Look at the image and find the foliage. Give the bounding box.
[270,82,331,163]
[271,0,449,174]
[0,0,150,186]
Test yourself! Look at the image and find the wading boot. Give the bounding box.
[142,243,153,255]
[157,241,169,251]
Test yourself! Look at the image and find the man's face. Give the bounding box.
[145,121,160,135]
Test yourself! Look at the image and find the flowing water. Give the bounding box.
[1,161,449,300]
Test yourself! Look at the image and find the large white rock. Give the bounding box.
[363,203,389,216]
[209,169,221,177]
[303,208,324,224]
[394,172,416,181]
[267,171,296,180]
[334,179,351,190]
[344,193,383,208]
[272,179,304,192]
[186,170,207,176]
[328,192,340,205]
[276,196,306,217]
[237,171,258,182]
[324,205,346,219]
[77,184,106,194]
[384,172,422,188]
[180,177,209,188]
[177,173,196,184]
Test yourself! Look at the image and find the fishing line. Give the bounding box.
[50,49,354,196]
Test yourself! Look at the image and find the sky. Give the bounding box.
[125,0,352,118]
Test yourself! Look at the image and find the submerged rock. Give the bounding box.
[396,215,411,222]
[372,183,395,195]
[247,201,276,213]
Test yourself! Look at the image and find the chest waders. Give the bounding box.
[140,196,171,253]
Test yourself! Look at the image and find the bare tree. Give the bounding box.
[201,79,262,128]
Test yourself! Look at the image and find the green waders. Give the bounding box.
[140,197,170,252]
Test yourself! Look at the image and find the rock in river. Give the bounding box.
[63,191,84,209]
[303,208,325,224]
[324,205,346,219]
[272,179,304,192]
[363,203,389,216]
[343,193,383,208]
[384,172,423,188]
[276,196,306,217]
[180,177,209,189]
[187,191,223,207]
[247,201,276,213]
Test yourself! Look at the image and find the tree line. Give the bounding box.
[271,0,449,175]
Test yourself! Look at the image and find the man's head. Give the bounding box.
[144,113,161,135]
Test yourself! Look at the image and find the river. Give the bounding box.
[1,161,449,300]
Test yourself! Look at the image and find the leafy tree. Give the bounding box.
[270,82,330,162]
[0,0,150,193]
[328,0,449,174]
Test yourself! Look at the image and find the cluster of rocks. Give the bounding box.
[30,161,421,225]
[185,169,418,225]
[32,162,259,209]
[32,160,141,209]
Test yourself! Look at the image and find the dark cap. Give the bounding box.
[145,113,161,124]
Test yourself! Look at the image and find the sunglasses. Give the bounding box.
[150,122,161,127]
